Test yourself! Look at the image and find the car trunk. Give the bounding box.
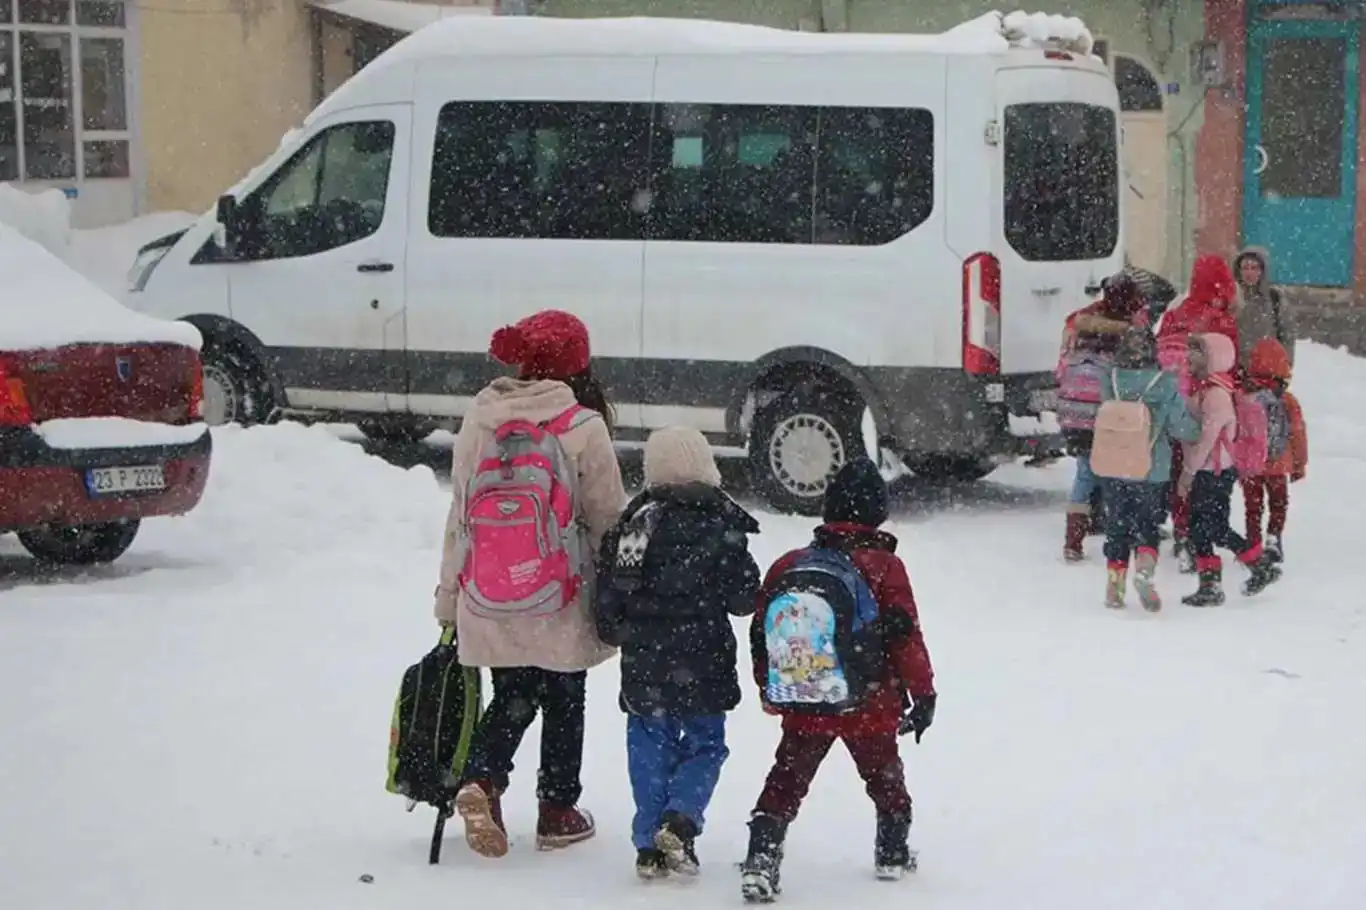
[7,343,200,426]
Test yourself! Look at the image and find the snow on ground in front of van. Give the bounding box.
[2,345,1365,910]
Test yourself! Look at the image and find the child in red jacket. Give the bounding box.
[1242,338,1309,564]
[741,459,936,903]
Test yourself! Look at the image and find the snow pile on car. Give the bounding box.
[0,203,202,352]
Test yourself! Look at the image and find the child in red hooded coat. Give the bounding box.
[1241,338,1309,564]
[741,459,935,902]
[1157,255,1240,573]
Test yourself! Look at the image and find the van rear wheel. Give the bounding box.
[17,520,141,565]
[905,454,997,483]
[750,390,861,516]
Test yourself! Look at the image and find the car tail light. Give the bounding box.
[962,252,1001,376]
[189,353,205,420]
[0,355,33,426]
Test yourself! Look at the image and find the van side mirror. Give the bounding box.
[216,194,240,255]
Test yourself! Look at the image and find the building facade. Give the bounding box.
[1196,0,1366,298]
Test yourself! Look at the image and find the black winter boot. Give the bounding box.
[654,810,699,875]
[874,812,917,881]
[1173,537,1197,575]
[1182,567,1225,607]
[741,813,787,904]
[636,848,668,880]
[1266,535,1284,564]
[1242,553,1283,597]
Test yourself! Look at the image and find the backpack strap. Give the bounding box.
[543,404,597,436]
[1110,369,1120,399]
[1269,288,1285,341]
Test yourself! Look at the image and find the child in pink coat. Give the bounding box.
[1177,333,1282,606]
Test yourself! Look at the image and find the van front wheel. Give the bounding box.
[750,390,861,516]
[201,345,274,427]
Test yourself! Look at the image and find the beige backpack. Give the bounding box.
[1089,371,1163,481]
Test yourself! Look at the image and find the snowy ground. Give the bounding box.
[3,341,1365,908]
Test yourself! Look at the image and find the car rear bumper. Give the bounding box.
[867,367,1064,459]
[0,426,212,531]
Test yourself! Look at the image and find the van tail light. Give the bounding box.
[962,252,1002,376]
[1044,50,1074,61]
[189,352,205,421]
[0,356,34,426]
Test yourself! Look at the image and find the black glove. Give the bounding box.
[898,693,937,743]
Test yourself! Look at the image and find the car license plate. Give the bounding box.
[85,465,166,496]
[1029,389,1060,413]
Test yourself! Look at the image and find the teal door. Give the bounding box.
[1243,18,1359,287]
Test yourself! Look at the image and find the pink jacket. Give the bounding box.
[435,378,627,672]
[1182,333,1239,478]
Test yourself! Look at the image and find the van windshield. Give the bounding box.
[1003,102,1118,262]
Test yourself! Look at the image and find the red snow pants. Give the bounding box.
[1242,475,1289,545]
[754,729,912,823]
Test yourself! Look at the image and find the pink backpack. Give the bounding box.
[457,405,597,618]
[1056,351,1109,432]
[1228,390,1269,477]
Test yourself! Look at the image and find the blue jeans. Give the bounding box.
[626,713,729,850]
[1070,452,1097,505]
[1101,479,1166,563]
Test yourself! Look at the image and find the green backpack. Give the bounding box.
[386,626,483,864]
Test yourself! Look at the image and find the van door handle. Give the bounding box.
[1032,286,1061,297]
[358,261,394,273]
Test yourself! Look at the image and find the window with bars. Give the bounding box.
[0,0,130,182]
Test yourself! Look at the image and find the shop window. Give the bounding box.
[76,1,125,27]
[0,31,16,180]
[19,0,69,24]
[20,31,75,179]
[83,138,126,177]
[80,36,125,130]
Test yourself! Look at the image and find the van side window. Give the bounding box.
[428,101,652,240]
[814,108,934,246]
[649,104,816,244]
[242,119,395,260]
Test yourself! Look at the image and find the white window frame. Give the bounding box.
[1,0,133,185]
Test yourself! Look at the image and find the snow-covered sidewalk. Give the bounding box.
[2,345,1365,910]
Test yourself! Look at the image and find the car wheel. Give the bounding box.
[356,418,435,445]
[750,389,862,516]
[201,345,274,427]
[905,454,998,483]
[17,520,141,565]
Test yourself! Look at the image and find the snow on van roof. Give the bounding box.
[0,222,202,352]
[342,11,1093,76]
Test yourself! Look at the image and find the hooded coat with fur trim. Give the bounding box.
[1182,333,1240,478]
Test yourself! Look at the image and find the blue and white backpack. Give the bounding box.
[762,548,883,715]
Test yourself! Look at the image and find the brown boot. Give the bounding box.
[536,801,596,851]
[455,780,509,858]
[1064,510,1088,562]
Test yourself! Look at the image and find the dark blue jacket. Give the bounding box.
[596,483,761,716]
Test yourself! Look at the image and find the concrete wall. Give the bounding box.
[542,0,1208,281]
[139,0,314,213]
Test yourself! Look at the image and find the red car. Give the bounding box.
[1,227,212,565]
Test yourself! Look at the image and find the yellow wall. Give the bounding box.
[320,19,354,98]
[139,0,314,213]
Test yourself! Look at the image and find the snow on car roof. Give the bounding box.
[0,224,202,352]
[378,11,1088,62]
[311,12,1092,122]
